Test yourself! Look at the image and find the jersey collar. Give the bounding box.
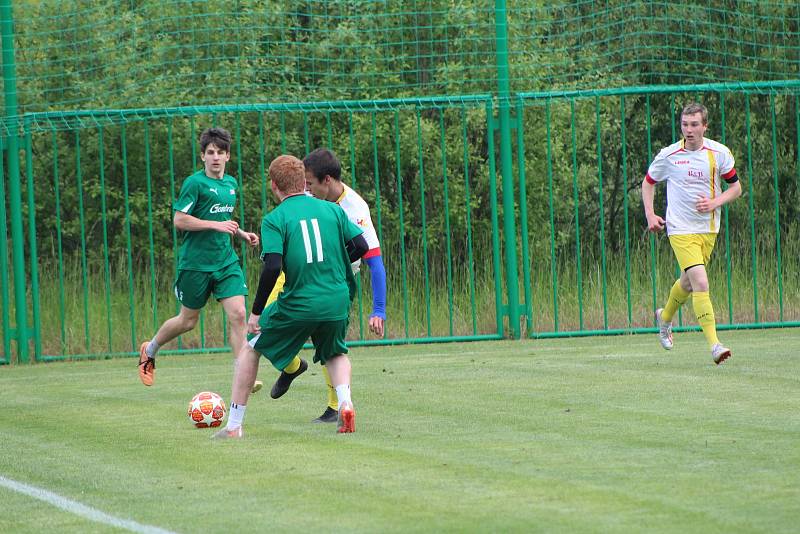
[334,184,347,205]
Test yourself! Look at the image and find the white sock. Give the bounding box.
[227,403,246,430]
[334,385,351,410]
[145,338,160,358]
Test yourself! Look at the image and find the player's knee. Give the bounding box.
[693,281,709,292]
[226,306,246,326]
[182,314,199,331]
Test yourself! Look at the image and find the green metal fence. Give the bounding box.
[2,97,511,363]
[3,83,799,364]
[516,82,800,338]
[3,1,800,364]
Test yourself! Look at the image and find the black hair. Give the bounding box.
[199,127,232,153]
[303,148,341,181]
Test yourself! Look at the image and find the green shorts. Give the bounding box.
[174,262,248,309]
[248,303,349,370]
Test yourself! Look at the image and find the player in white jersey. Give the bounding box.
[302,148,387,422]
[642,102,741,365]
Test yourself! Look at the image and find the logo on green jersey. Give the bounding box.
[210,203,234,214]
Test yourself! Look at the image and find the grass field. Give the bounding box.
[2,329,799,533]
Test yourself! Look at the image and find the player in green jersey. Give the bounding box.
[137,127,260,387]
[213,155,368,437]
[252,148,388,424]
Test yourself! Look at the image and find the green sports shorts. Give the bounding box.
[174,262,248,309]
[248,303,349,370]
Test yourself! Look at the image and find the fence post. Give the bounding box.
[494,0,521,338]
[1,0,29,363]
[23,116,41,359]
[0,134,10,363]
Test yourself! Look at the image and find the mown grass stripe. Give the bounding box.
[0,475,176,534]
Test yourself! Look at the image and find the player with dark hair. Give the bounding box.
[137,127,261,388]
[302,148,387,422]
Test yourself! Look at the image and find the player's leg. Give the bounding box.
[214,315,311,439]
[219,294,264,394]
[655,271,692,350]
[270,354,308,399]
[215,264,263,393]
[212,344,261,439]
[326,354,355,433]
[661,236,695,321]
[138,270,209,385]
[657,235,700,351]
[312,319,354,433]
[685,264,718,344]
[220,295,247,355]
[138,305,201,386]
[145,305,202,352]
[661,273,692,323]
[258,309,312,398]
[311,366,339,423]
[684,254,730,364]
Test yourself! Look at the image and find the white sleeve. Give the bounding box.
[346,197,380,251]
[720,147,736,177]
[646,150,671,183]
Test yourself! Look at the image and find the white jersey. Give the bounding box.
[646,138,736,235]
[335,183,381,272]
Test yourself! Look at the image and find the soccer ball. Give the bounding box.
[187,391,226,428]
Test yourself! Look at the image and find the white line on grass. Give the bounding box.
[0,475,177,534]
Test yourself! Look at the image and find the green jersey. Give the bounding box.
[260,194,363,321]
[173,170,240,272]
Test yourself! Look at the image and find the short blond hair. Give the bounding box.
[681,102,708,125]
[269,155,306,195]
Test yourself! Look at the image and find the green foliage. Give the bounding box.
[3,1,799,356]
[7,1,800,115]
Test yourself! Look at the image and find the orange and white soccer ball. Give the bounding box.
[188,391,226,428]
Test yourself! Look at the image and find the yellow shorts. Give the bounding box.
[668,233,717,271]
[266,272,286,306]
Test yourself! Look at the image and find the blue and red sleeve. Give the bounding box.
[363,253,386,320]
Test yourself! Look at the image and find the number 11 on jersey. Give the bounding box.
[300,219,324,263]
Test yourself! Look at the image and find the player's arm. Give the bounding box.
[696,171,741,213]
[247,252,283,334]
[363,254,387,336]
[174,211,239,235]
[720,177,742,203]
[641,176,665,232]
[348,199,387,334]
[235,227,260,247]
[345,234,369,263]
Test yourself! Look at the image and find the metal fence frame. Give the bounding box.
[2,0,800,363]
[3,96,512,363]
[516,82,800,339]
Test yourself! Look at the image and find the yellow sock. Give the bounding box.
[284,356,301,374]
[692,291,719,348]
[662,280,690,323]
[322,366,337,410]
